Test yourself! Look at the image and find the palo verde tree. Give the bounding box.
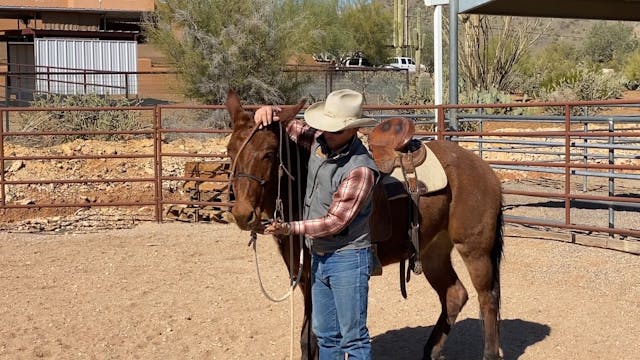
[143,0,310,105]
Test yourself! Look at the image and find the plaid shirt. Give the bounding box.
[285,119,376,238]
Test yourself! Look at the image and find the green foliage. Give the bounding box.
[581,22,638,69]
[144,0,310,105]
[18,94,146,146]
[143,0,396,104]
[540,64,626,115]
[623,49,640,90]
[291,0,344,59]
[459,87,529,116]
[531,42,582,95]
[339,1,394,65]
[395,72,433,105]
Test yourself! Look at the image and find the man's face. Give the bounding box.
[323,128,358,151]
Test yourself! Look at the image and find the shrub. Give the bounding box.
[623,49,640,90]
[17,94,146,146]
[540,65,625,115]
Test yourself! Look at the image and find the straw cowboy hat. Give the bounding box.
[304,89,378,132]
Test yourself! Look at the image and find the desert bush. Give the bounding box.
[539,65,625,115]
[393,72,436,131]
[161,108,230,142]
[581,22,638,69]
[623,49,640,90]
[17,93,146,146]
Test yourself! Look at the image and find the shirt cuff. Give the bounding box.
[289,221,303,235]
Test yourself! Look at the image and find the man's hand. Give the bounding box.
[254,106,282,129]
[264,221,292,236]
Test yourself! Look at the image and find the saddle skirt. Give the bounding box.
[386,143,447,194]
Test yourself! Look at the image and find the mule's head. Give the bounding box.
[225,89,305,231]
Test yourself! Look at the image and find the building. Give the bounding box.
[0,0,169,103]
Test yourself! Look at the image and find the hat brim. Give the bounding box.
[304,101,378,132]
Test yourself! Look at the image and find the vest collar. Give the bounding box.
[317,134,358,160]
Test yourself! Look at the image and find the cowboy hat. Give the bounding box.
[304,89,378,132]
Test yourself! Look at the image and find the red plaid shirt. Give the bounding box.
[286,119,376,238]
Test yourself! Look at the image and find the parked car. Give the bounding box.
[384,57,426,72]
[341,56,372,67]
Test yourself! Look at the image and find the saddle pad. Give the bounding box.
[389,144,448,193]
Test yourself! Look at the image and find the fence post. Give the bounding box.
[154,105,163,223]
[582,120,588,192]
[478,107,484,158]
[2,81,7,131]
[0,109,5,206]
[125,73,130,99]
[564,104,572,228]
[608,118,615,239]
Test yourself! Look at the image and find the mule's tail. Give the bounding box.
[492,206,504,313]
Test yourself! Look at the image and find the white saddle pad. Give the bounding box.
[388,144,448,194]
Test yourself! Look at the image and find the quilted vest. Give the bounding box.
[304,136,379,253]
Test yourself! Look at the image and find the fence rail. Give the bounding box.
[1,99,639,253]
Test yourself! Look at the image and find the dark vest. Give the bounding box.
[304,136,379,253]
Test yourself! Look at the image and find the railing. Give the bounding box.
[1,99,638,253]
[0,63,179,107]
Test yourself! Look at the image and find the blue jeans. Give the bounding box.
[311,247,372,360]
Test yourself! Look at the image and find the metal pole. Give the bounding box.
[425,0,450,132]
[608,118,615,238]
[448,0,459,130]
[582,121,588,192]
[433,5,443,129]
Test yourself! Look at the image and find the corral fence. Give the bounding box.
[1,64,411,107]
[0,99,638,253]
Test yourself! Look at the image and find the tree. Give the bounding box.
[339,0,394,64]
[144,0,397,104]
[458,15,548,93]
[581,22,638,69]
[144,0,310,105]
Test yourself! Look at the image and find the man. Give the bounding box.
[254,89,379,360]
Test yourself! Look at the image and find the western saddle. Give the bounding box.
[368,117,427,277]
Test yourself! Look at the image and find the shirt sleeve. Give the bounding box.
[286,119,319,151]
[289,166,375,238]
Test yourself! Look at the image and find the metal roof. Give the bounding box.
[459,0,640,21]
[0,6,146,21]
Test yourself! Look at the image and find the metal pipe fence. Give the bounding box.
[0,99,638,252]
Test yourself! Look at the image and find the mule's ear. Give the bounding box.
[226,89,251,129]
[278,98,307,126]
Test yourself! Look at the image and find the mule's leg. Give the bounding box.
[421,231,469,360]
[298,280,319,360]
[453,238,502,360]
[277,239,318,360]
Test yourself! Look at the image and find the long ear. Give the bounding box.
[278,98,307,126]
[226,89,252,130]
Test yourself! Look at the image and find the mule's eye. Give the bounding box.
[262,152,275,160]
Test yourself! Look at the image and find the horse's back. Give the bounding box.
[425,140,501,202]
[424,140,502,246]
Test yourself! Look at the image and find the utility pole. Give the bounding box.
[424,0,459,131]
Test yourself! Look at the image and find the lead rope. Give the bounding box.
[244,121,305,359]
[248,122,303,302]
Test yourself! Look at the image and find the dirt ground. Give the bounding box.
[0,222,638,360]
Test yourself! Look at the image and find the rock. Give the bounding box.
[6,160,25,172]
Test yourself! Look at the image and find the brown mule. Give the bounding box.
[225,89,504,360]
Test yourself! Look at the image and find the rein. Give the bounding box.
[230,120,305,303]
[229,123,265,186]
